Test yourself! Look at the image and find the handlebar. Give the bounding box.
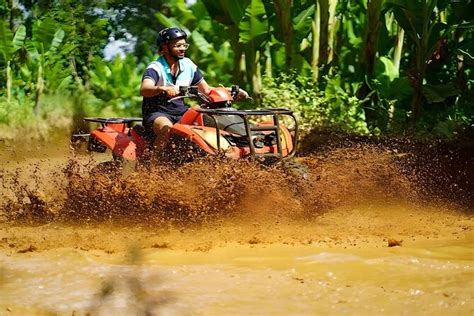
[168,86,211,103]
[167,85,249,105]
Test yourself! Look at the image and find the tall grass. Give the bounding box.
[0,94,75,140]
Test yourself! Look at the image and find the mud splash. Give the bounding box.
[0,144,421,227]
[0,140,471,254]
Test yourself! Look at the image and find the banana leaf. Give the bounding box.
[239,0,268,46]
[0,22,25,62]
[202,0,251,26]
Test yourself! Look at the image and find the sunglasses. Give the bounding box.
[172,43,190,49]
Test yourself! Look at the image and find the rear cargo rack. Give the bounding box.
[196,108,298,160]
[83,117,142,128]
[71,117,142,142]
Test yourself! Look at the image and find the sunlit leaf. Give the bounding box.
[32,18,57,52]
[457,49,474,66]
[190,30,213,55]
[49,29,65,53]
[377,56,398,81]
[25,42,40,61]
[293,4,315,34]
[155,12,184,29]
[12,25,26,51]
[0,21,14,61]
[202,0,251,25]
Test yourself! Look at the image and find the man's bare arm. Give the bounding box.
[196,79,212,95]
[140,79,178,97]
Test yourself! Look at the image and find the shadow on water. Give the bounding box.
[87,246,175,315]
[0,245,175,315]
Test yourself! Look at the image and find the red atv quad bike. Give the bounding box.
[73,86,298,166]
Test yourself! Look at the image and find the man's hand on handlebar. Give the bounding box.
[235,88,251,101]
[162,85,179,97]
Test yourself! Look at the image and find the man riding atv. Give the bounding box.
[73,27,298,167]
[140,27,249,151]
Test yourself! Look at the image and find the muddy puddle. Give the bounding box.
[0,138,473,315]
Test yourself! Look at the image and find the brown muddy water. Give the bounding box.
[0,137,473,315]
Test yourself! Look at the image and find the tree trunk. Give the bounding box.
[409,46,428,126]
[6,61,12,103]
[410,76,423,125]
[34,64,44,115]
[252,50,262,103]
[358,0,383,127]
[364,0,382,76]
[232,47,243,83]
[265,45,272,78]
[389,26,404,126]
[230,25,244,84]
[327,0,338,63]
[455,30,467,96]
[311,2,320,82]
[318,0,329,66]
[245,48,261,101]
[409,2,432,126]
[274,0,294,67]
[393,26,404,73]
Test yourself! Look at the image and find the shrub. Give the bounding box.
[261,74,369,134]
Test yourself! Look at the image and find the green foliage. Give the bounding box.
[261,74,369,134]
[0,22,25,62]
[105,1,164,60]
[416,99,474,139]
[89,55,143,116]
[0,94,73,139]
[239,0,269,46]
[0,0,472,140]
[382,0,473,123]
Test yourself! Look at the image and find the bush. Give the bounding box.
[261,74,369,134]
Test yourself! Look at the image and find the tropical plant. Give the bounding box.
[1,0,472,139]
[262,73,369,134]
[383,0,471,125]
[0,21,25,102]
[23,18,67,114]
[88,54,143,116]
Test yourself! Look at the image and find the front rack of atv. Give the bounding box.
[196,108,298,160]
